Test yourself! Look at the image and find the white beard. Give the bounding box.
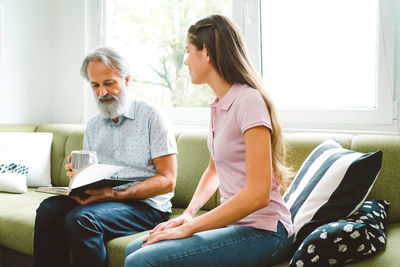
[96,88,128,120]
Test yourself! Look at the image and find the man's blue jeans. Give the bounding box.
[124,221,294,267]
[33,195,169,267]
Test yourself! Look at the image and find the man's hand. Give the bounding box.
[64,155,75,179]
[70,187,117,205]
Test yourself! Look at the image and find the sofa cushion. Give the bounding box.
[284,138,383,244]
[289,200,390,267]
[0,189,52,255]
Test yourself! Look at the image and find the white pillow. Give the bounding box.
[0,133,53,187]
[0,163,28,193]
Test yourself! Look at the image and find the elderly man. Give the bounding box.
[33,47,177,267]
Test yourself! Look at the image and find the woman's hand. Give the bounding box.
[150,213,193,235]
[143,223,194,247]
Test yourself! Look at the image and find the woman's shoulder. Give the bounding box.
[233,83,265,106]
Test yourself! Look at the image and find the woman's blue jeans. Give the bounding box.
[33,195,169,267]
[125,221,294,267]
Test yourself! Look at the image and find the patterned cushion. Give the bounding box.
[289,200,390,267]
[283,138,382,244]
[0,162,29,193]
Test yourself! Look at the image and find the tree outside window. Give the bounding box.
[109,0,232,108]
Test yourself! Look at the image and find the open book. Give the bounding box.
[37,163,134,196]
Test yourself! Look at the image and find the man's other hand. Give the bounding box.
[65,155,76,180]
[70,187,118,205]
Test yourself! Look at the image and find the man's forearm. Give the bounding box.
[115,154,177,201]
[115,174,175,200]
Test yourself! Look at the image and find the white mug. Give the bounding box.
[70,150,98,171]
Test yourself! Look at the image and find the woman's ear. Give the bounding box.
[202,44,210,62]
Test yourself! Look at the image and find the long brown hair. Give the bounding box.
[188,15,292,190]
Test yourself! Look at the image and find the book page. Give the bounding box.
[36,186,69,195]
[70,164,124,189]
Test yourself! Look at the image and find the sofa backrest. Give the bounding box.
[35,124,85,186]
[1,124,399,223]
[173,129,216,211]
[173,131,400,224]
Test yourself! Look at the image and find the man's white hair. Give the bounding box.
[80,47,130,80]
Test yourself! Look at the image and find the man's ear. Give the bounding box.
[124,75,131,87]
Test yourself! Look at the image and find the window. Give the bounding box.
[93,0,399,132]
[257,0,399,132]
[262,0,378,110]
[106,0,231,107]
[99,0,232,126]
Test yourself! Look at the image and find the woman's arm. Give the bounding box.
[184,156,219,217]
[150,155,219,233]
[143,126,272,246]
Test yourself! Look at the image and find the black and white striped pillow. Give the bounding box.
[283,139,383,245]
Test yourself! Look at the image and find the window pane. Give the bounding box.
[108,0,232,107]
[261,0,378,109]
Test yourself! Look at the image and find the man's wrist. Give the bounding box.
[112,188,124,201]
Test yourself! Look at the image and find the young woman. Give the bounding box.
[124,14,294,267]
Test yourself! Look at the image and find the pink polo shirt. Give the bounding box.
[208,83,293,236]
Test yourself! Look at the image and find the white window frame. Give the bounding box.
[83,0,112,123]
[0,5,3,66]
[94,0,400,133]
[165,0,259,128]
[242,0,400,133]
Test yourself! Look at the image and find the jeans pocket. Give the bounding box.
[259,228,283,240]
[259,222,290,259]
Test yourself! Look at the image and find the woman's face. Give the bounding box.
[184,36,211,84]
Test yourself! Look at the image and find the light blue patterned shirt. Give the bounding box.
[83,97,177,213]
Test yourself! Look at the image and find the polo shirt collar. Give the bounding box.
[121,97,135,120]
[211,83,240,111]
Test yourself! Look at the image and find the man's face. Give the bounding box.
[87,61,130,119]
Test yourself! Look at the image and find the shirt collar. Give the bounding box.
[211,83,240,111]
[121,97,135,120]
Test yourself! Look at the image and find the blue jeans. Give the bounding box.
[33,195,169,267]
[125,221,294,267]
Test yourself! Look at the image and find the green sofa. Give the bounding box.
[0,123,399,267]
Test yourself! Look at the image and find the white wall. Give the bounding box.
[0,0,86,124]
